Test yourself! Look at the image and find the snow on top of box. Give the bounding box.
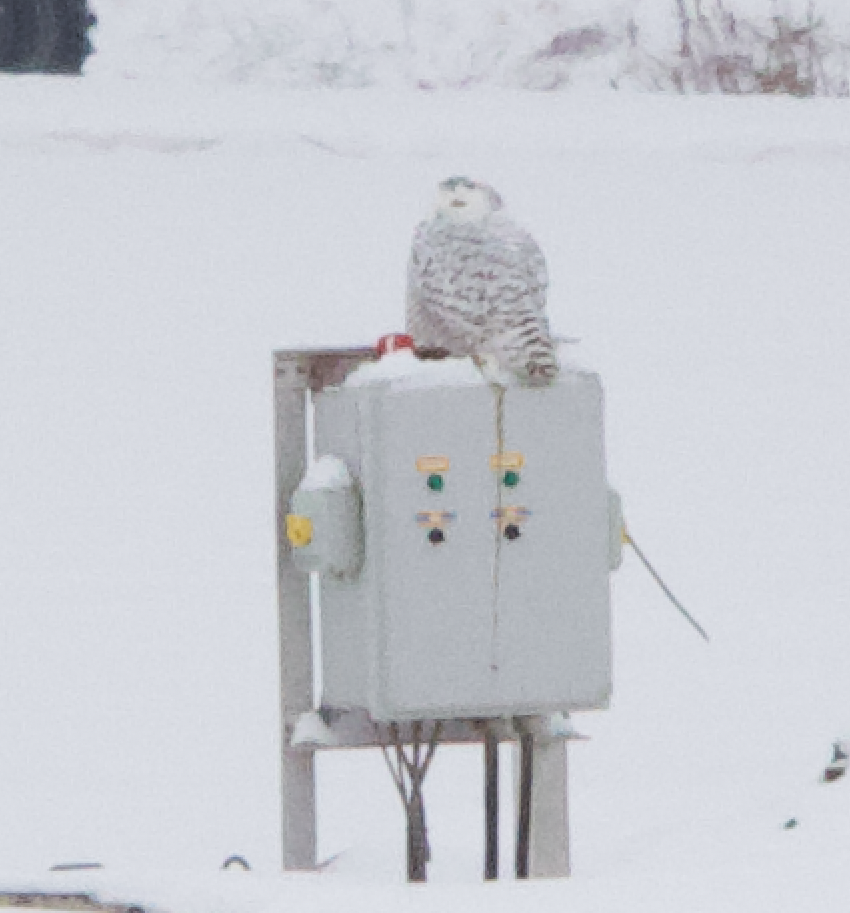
[298,455,353,491]
[343,345,596,389]
[343,350,486,389]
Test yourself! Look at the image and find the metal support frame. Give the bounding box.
[274,347,572,879]
[275,347,374,871]
[513,719,571,878]
[484,727,499,881]
[529,739,570,878]
[275,352,315,871]
[515,733,533,879]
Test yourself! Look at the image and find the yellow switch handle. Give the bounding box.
[286,514,313,548]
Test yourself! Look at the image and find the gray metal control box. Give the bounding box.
[309,370,613,722]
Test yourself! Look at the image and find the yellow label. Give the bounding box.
[489,451,525,471]
[491,506,531,522]
[285,514,313,548]
[504,505,531,522]
[416,455,450,473]
[416,510,457,527]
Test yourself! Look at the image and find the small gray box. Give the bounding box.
[312,370,612,721]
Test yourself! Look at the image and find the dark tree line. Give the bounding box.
[0,0,95,74]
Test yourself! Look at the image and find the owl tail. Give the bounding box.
[524,350,561,385]
[480,335,560,387]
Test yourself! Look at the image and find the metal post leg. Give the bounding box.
[484,729,499,880]
[529,739,570,878]
[281,749,317,870]
[515,733,533,879]
[275,361,316,871]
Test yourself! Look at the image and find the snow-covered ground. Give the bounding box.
[4,68,850,910]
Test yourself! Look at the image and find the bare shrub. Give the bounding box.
[88,0,850,94]
[620,0,850,97]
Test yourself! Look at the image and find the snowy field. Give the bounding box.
[4,69,850,910]
[85,0,850,89]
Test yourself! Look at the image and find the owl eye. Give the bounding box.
[440,176,476,192]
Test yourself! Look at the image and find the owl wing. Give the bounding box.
[521,232,549,331]
[513,224,551,328]
[481,221,559,385]
[405,222,482,356]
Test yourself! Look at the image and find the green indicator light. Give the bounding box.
[503,470,520,488]
[427,473,444,492]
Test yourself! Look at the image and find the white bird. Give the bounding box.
[405,176,559,386]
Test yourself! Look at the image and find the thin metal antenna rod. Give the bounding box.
[624,529,710,643]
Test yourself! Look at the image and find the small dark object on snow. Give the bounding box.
[221,855,251,871]
[0,892,142,913]
[49,863,104,872]
[783,818,798,829]
[821,740,849,783]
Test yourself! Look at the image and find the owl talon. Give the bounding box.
[415,347,453,361]
[525,361,560,386]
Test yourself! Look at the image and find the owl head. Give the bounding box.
[435,176,503,223]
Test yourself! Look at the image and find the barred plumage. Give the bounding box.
[405,177,559,385]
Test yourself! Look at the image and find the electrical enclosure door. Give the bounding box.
[493,380,612,712]
[314,371,612,721]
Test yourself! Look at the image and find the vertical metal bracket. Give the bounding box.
[273,347,375,871]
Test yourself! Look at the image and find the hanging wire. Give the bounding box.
[623,527,710,643]
[379,721,443,881]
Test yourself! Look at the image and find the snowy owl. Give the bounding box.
[405,176,559,385]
